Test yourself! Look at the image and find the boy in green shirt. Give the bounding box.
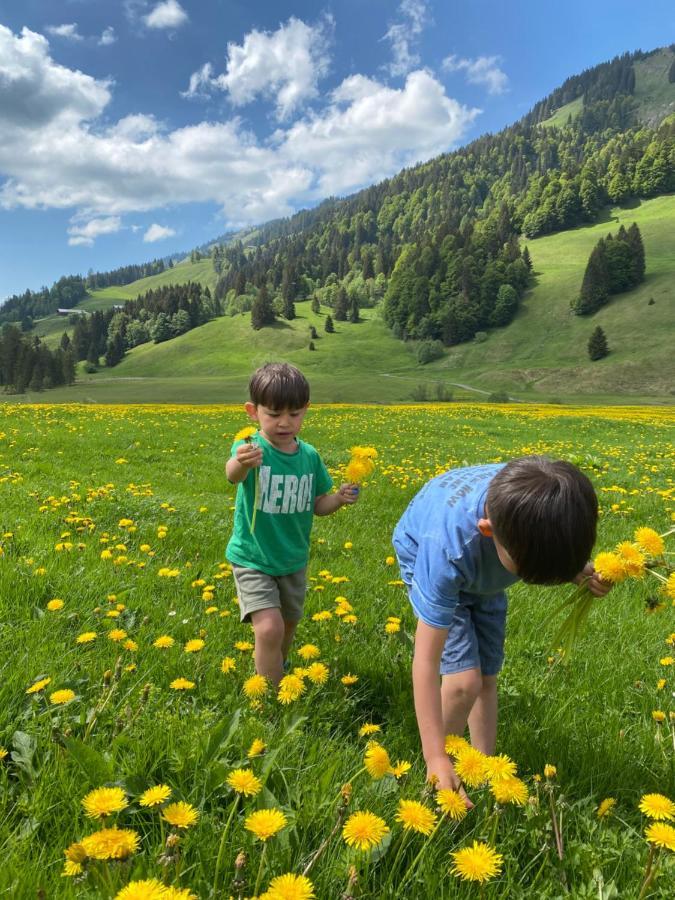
[226,362,359,682]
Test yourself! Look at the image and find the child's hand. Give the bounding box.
[338,483,360,505]
[574,562,612,597]
[235,442,262,469]
[426,755,474,809]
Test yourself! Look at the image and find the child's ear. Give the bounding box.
[244,401,258,420]
[477,518,493,538]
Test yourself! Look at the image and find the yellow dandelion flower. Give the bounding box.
[450,841,503,884]
[454,747,489,788]
[597,798,616,818]
[235,641,254,652]
[243,674,268,699]
[245,808,288,841]
[657,678,666,690]
[227,768,262,796]
[162,801,199,829]
[64,842,87,864]
[169,678,195,691]
[436,789,468,821]
[634,527,664,557]
[364,742,392,779]
[82,786,128,818]
[114,879,168,900]
[639,793,675,821]
[277,674,305,704]
[80,827,140,860]
[311,610,332,622]
[491,776,528,806]
[544,764,557,780]
[341,674,359,685]
[395,799,436,835]
[652,710,666,723]
[184,639,205,653]
[234,425,258,442]
[247,738,267,758]
[108,629,127,642]
[385,556,395,566]
[666,573,675,601]
[76,631,97,644]
[163,888,197,900]
[660,656,674,666]
[342,810,390,851]
[50,689,75,705]
[485,754,517,783]
[297,644,321,661]
[153,635,175,649]
[391,760,411,779]
[221,656,236,674]
[61,861,84,877]
[265,873,316,900]
[385,621,400,634]
[26,676,51,694]
[592,552,627,583]
[615,542,645,577]
[444,734,470,757]
[358,723,381,737]
[306,662,329,685]
[0,747,7,761]
[345,457,372,484]
[47,598,64,611]
[645,821,675,851]
[139,784,172,807]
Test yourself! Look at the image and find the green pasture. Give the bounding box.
[0,403,673,897]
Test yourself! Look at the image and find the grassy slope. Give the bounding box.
[633,47,675,126]
[540,96,584,128]
[419,194,675,402]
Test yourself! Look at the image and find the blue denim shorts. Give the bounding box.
[439,592,507,677]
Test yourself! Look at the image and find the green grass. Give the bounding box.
[540,96,584,129]
[634,48,675,127]
[0,403,673,897]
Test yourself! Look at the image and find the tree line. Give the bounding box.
[0,325,75,393]
[572,222,645,315]
[84,257,170,290]
[0,276,88,329]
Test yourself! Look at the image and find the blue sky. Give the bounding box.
[0,0,673,301]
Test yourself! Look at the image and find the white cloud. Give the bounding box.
[144,1,188,31]
[442,55,509,95]
[46,23,83,41]
[67,217,122,247]
[382,0,430,77]
[144,223,176,242]
[0,25,480,236]
[98,27,117,47]
[183,16,332,120]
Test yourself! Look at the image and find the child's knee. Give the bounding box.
[442,669,483,704]
[252,610,285,645]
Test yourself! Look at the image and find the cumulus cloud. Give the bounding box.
[45,23,83,41]
[144,223,176,242]
[67,217,122,246]
[98,27,117,46]
[183,16,332,120]
[144,1,189,31]
[382,0,430,77]
[0,25,480,239]
[442,54,509,95]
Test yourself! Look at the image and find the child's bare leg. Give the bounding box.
[251,608,285,683]
[281,620,298,663]
[441,668,482,738]
[467,675,498,755]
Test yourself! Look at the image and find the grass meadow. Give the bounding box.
[0,403,674,898]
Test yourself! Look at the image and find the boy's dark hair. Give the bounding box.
[486,456,598,584]
[249,362,310,410]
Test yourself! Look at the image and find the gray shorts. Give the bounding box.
[232,565,307,623]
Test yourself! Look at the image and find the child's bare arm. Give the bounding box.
[226,442,263,484]
[314,484,359,516]
[413,620,471,804]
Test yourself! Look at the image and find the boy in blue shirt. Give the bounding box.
[226,363,358,684]
[393,457,611,804]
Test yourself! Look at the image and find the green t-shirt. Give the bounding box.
[226,434,333,576]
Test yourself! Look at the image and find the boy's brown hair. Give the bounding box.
[486,456,598,584]
[249,362,310,410]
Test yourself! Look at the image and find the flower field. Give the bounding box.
[0,402,674,899]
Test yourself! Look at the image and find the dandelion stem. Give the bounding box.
[383,829,411,893]
[395,813,448,897]
[637,845,659,900]
[253,842,267,898]
[212,795,240,896]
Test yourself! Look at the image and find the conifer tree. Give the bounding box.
[626,222,646,285]
[588,325,609,360]
[251,285,275,330]
[324,314,334,333]
[311,296,321,315]
[349,295,360,323]
[572,241,609,314]
[334,286,348,321]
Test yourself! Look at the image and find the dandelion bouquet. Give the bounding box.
[233,425,260,533]
[345,445,378,485]
[553,527,674,658]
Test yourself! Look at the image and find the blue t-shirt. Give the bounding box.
[392,464,519,629]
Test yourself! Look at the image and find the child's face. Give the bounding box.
[493,538,519,576]
[245,402,308,450]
